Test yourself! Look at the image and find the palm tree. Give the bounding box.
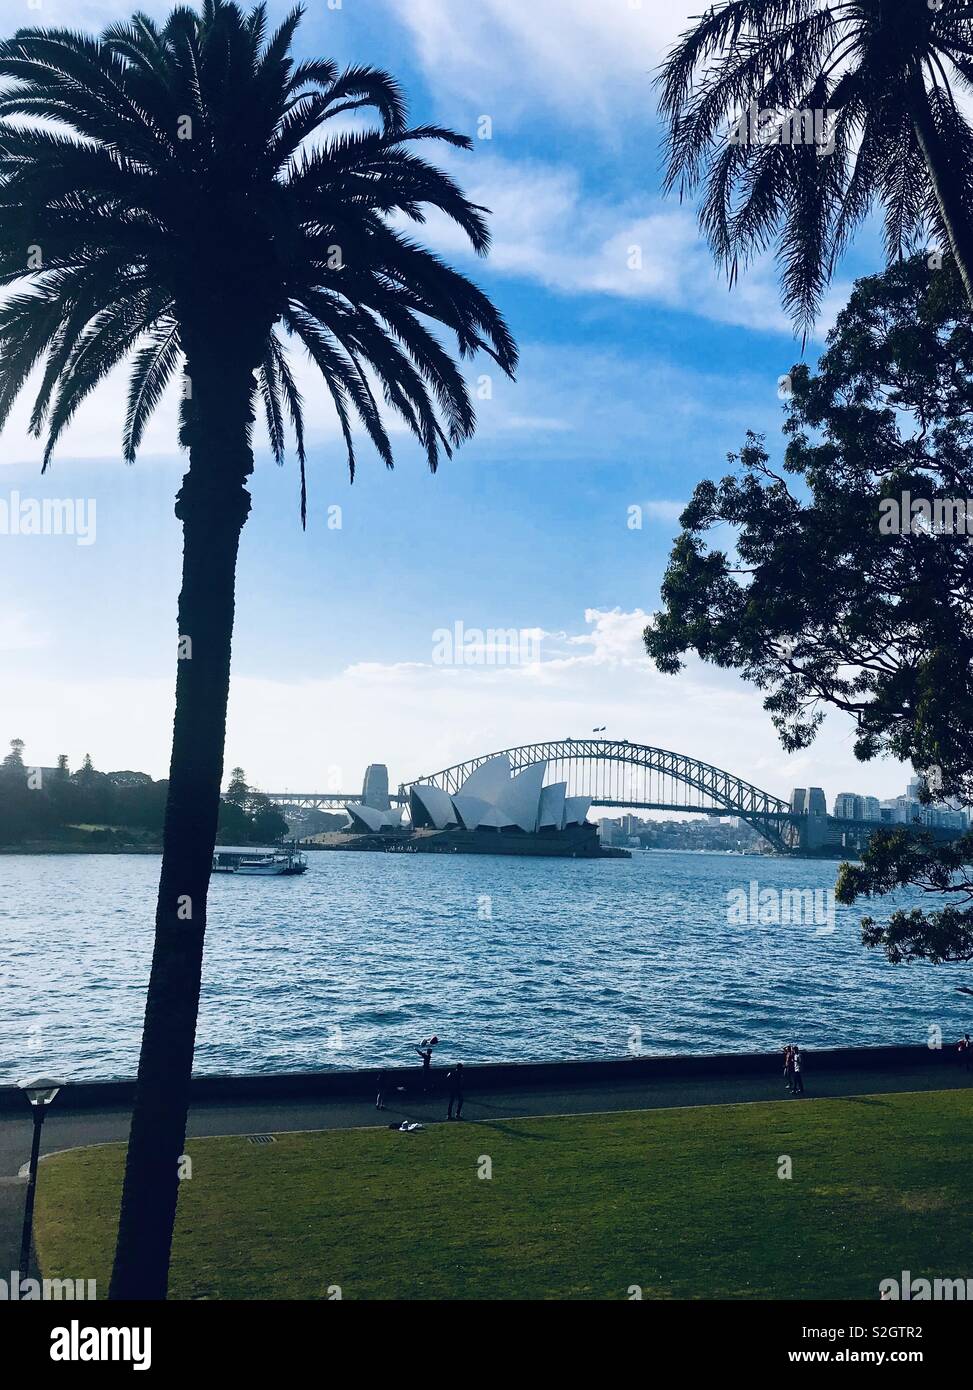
[0,1,516,1299]
[658,0,973,328]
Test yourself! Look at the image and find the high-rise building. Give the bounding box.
[790,788,807,815]
[832,792,882,821]
[361,763,391,811]
[807,787,827,817]
[921,805,968,830]
[598,818,621,845]
[878,777,970,830]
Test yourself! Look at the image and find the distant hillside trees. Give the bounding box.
[0,742,288,846]
[217,767,289,845]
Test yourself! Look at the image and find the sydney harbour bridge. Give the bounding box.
[263,737,889,853]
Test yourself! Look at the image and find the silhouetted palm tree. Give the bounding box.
[0,0,516,1299]
[659,0,973,326]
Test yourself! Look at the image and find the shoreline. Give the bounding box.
[1,1042,961,1111]
[0,842,855,860]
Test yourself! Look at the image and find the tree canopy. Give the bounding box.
[645,253,973,963]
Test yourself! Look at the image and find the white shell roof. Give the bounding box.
[538,782,567,830]
[457,754,513,802]
[451,794,494,830]
[345,802,399,832]
[404,761,591,836]
[563,795,592,826]
[410,783,459,830]
[497,761,547,832]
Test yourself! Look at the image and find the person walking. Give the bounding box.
[783,1044,795,1092]
[791,1046,805,1095]
[446,1063,464,1120]
[415,1042,434,1093]
[375,1069,386,1110]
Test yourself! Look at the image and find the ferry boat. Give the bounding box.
[211,849,308,876]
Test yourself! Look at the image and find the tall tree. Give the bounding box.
[644,254,973,965]
[223,767,250,809]
[0,1,516,1298]
[659,0,973,327]
[1,737,25,776]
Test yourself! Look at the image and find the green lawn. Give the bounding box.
[34,1090,973,1300]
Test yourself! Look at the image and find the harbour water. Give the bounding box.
[0,850,969,1082]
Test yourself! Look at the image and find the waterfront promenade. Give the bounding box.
[1,1045,969,1280]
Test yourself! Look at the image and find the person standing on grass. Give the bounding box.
[375,1070,386,1111]
[783,1044,795,1092]
[446,1063,464,1121]
[791,1046,805,1095]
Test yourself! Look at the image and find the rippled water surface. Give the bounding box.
[0,850,968,1081]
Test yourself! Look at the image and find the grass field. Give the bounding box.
[34,1090,973,1300]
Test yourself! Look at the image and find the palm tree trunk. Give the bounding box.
[908,67,973,311]
[109,354,256,1300]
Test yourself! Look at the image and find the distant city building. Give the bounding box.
[863,796,881,821]
[877,779,970,831]
[790,788,807,815]
[922,805,968,830]
[833,792,860,820]
[361,763,391,811]
[598,818,621,845]
[807,787,827,817]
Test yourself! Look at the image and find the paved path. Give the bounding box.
[2,1059,969,1276]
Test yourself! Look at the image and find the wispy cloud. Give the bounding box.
[389,0,689,130]
[641,500,686,524]
[415,154,843,336]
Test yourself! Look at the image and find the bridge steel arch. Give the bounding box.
[400,739,797,851]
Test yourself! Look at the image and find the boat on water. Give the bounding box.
[211,849,308,877]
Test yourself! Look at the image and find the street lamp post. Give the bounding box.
[17,1078,65,1277]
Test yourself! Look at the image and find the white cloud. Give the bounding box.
[641,500,686,524]
[390,0,689,129]
[417,154,841,335]
[559,607,652,663]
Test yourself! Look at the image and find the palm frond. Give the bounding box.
[0,0,515,500]
[124,318,181,462]
[656,0,973,325]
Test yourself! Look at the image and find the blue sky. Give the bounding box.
[0,0,909,804]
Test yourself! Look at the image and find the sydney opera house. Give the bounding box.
[340,755,625,858]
